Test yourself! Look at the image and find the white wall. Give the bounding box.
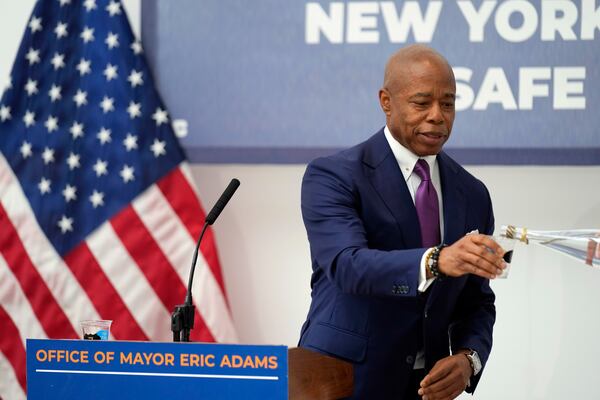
[2,2,600,399]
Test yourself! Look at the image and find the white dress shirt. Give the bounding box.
[383,126,445,369]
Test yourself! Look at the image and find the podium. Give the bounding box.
[289,347,353,399]
[27,339,352,399]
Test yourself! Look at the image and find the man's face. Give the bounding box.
[379,58,456,156]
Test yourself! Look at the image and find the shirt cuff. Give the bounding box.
[418,247,436,292]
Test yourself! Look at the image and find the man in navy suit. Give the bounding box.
[298,45,507,399]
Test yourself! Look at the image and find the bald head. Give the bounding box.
[378,45,456,156]
[383,45,454,93]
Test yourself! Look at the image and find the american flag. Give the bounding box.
[0,0,237,397]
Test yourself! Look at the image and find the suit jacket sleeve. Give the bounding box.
[301,156,425,298]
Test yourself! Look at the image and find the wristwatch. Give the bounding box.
[465,349,482,376]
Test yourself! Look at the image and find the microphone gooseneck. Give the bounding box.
[171,178,240,342]
[184,222,209,306]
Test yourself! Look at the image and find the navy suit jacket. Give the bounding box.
[298,130,496,398]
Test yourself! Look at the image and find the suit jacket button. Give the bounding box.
[406,355,415,365]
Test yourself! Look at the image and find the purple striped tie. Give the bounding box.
[413,159,441,247]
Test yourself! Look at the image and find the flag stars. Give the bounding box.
[70,121,84,139]
[45,115,59,133]
[3,76,12,92]
[76,58,91,76]
[54,22,68,39]
[57,215,74,234]
[59,0,72,6]
[120,165,135,183]
[123,133,138,151]
[48,84,62,102]
[23,110,36,127]
[97,127,112,144]
[62,184,77,202]
[81,26,95,43]
[25,79,38,96]
[106,1,122,16]
[127,70,143,87]
[152,108,168,126]
[0,105,11,121]
[83,0,97,11]
[151,139,166,157]
[29,16,42,33]
[26,48,40,65]
[127,101,141,119]
[20,141,33,158]
[89,190,105,208]
[73,90,88,107]
[131,41,143,55]
[100,96,115,113]
[105,32,119,49]
[103,63,118,81]
[66,152,81,170]
[51,52,65,70]
[93,159,108,177]
[38,177,51,194]
[42,147,55,164]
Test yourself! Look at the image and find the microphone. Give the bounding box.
[205,179,240,225]
[171,179,240,342]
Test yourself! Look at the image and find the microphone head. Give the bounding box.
[205,178,240,225]
[229,178,241,190]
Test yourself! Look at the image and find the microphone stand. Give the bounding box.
[171,222,209,342]
[171,178,240,342]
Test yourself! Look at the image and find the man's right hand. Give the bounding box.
[438,234,506,279]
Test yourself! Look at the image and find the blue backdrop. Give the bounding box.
[142,0,600,164]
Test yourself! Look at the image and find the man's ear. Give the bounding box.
[379,88,391,116]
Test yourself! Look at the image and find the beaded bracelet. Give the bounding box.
[426,244,447,278]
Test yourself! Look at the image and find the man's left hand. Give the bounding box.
[418,354,472,400]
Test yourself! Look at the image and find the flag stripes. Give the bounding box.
[0,306,27,392]
[86,222,173,342]
[0,255,47,346]
[63,243,149,341]
[111,204,191,306]
[110,205,210,341]
[0,204,78,340]
[0,350,26,399]
[0,156,99,334]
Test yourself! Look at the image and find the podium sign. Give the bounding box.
[27,339,288,399]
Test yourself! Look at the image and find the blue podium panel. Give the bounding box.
[27,339,288,399]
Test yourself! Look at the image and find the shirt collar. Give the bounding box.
[384,125,437,182]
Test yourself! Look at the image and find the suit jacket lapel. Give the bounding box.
[438,152,466,245]
[427,151,467,306]
[363,130,422,249]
